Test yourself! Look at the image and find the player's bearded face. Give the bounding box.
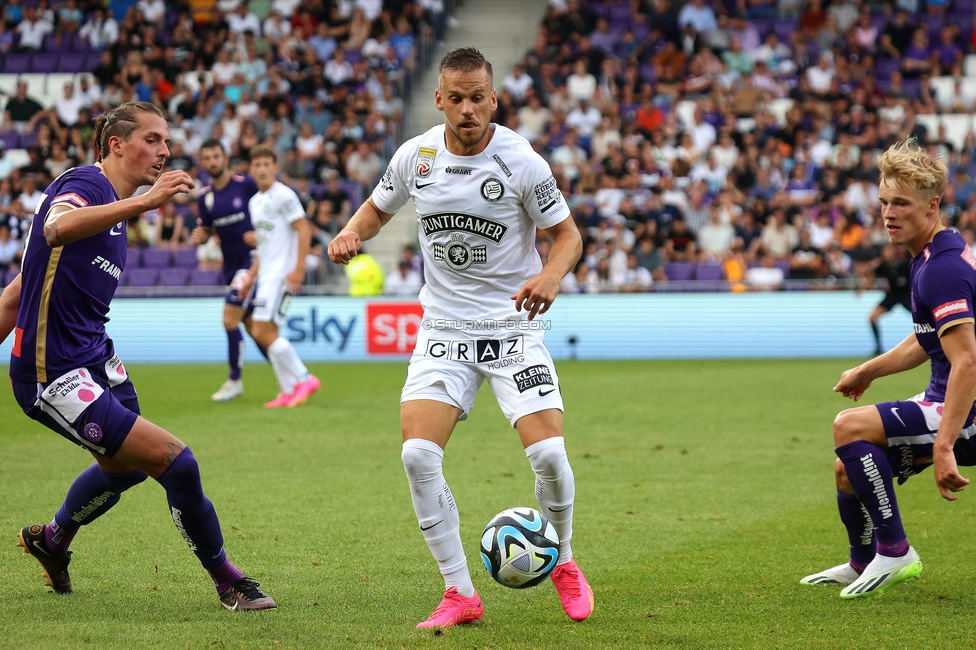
[199,147,227,178]
[437,68,496,153]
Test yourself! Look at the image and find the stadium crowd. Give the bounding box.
[1,0,976,294]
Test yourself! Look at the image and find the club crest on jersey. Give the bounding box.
[433,233,487,271]
[481,178,504,202]
[416,147,437,178]
[204,192,215,210]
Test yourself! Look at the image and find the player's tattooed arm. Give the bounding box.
[42,204,75,247]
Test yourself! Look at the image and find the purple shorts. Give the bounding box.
[876,394,976,484]
[12,362,140,458]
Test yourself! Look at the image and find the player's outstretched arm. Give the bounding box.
[328,198,394,265]
[0,272,21,344]
[833,333,928,401]
[44,170,195,247]
[512,216,582,320]
[933,323,976,500]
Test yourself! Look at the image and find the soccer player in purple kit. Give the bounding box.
[0,102,275,610]
[801,138,976,598]
[190,138,262,402]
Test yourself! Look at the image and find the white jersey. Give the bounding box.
[249,180,305,280]
[372,124,570,322]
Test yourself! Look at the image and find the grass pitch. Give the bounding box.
[1,358,974,649]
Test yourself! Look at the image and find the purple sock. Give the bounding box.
[155,448,228,572]
[836,441,907,555]
[837,490,875,569]
[227,327,244,381]
[45,465,148,554]
[209,559,245,595]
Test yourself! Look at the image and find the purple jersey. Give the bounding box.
[10,165,123,384]
[911,229,976,404]
[197,174,258,284]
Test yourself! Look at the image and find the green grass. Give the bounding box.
[1,358,974,649]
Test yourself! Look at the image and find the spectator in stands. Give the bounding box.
[933,25,964,77]
[617,253,653,292]
[677,0,717,34]
[761,207,800,261]
[901,27,934,78]
[0,222,20,271]
[155,203,187,251]
[502,63,535,103]
[698,203,736,262]
[790,227,827,280]
[345,139,382,192]
[2,80,45,134]
[17,175,42,215]
[662,216,698,262]
[0,141,16,181]
[2,0,24,29]
[384,259,424,295]
[880,9,915,59]
[584,256,614,293]
[44,141,72,178]
[745,246,785,290]
[15,6,52,52]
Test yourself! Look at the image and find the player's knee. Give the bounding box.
[401,439,442,480]
[155,447,202,491]
[832,409,860,447]
[526,437,568,477]
[834,459,853,492]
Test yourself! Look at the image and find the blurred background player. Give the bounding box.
[190,138,261,402]
[0,102,274,610]
[238,145,319,408]
[864,244,912,356]
[329,47,592,628]
[801,139,976,599]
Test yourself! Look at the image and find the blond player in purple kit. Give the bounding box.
[802,138,976,599]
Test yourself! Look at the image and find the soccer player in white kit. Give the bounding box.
[238,145,320,408]
[328,47,593,628]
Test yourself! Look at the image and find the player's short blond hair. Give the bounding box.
[877,138,948,201]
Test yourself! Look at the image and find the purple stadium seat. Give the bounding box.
[0,132,19,151]
[775,260,791,278]
[875,58,900,79]
[751,18,772,40]
[664,262,694,282]
[141,248,172,268]
[584,3,609,17]
[125,247,142,267]
[31,53,59,73]
[608,3,631,22]
[4,54,31,74]
[694,262,724,281]
[159,267,190,287]
[17,131,38,149]
[60,55,89,73]
[190,268,223,287]
[173,247,199,268]
[126,268,158,287]
[773,18,797,44]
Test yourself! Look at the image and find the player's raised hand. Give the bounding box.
[512,271,561,320]
[934,445,970,500]
[833,365,873,401]
[143,170,195,210]
[328,230,362,265]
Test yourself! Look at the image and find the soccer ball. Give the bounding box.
[480,507,559,588]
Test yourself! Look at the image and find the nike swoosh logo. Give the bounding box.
[415,181,437,189]
[32,540,53,557]
[539,388,555,396]
[548,505,571,512]
[891,407,906,428]
[420,520,443,531]
[109,224,123,236]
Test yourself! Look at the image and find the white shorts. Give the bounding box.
[401,326,563,426]
[248,276,292,327]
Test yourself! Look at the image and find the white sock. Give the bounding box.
[267,337,307,394]
[401,438,473,597]
[526,437,575,565]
